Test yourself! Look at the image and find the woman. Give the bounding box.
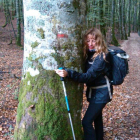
[55,28,113,140]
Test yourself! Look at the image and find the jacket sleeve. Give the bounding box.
[65,54,108,84]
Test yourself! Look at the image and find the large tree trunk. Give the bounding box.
[14,0,86,139]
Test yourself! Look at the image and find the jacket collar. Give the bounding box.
[88,49,96,56]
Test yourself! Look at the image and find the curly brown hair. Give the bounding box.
[83,28,108,60]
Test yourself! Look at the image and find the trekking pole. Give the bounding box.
[59,67,76,140]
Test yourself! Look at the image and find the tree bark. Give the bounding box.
[99,0,106,36]
[118,0,123,39]
[123,0,127,39]
[128,0,131,37]
[16,0,21,46]
[133,0,137,32]
[138,1,140,36]
[14,0,86,139]
[2,0,8,28]
[111,0,119,46]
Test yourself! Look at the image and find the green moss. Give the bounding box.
[111,34,119,46]
[31,41,40,48]
[16,73,35,123]
[26,54,45,73]
[28,53,37,61]
[14,125,34,140]
[15,70,76,139]
[37,28,45,39]
[51,53,64,67]
[16,102,24,124]
[15,69,84,139]
[33,94,70,140]
[27,54,33,62]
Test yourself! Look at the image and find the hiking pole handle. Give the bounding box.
[58,67,64,81]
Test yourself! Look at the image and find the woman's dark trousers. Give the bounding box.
[82,103,106,140]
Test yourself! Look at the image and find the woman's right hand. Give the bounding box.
[55,69,68,77]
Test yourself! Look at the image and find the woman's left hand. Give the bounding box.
[55,69,68,77]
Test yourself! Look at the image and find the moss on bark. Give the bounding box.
[37,28,45,39]
[14,69,83,140]
[31,41,40,48]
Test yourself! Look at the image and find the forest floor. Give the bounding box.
[0,12,140,140]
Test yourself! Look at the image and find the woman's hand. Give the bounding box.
[55,69,68,77]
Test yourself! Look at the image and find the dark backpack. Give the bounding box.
[107,46,129,85]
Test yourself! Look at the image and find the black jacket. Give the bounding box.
[65,50,113,103]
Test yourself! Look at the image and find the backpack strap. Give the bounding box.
[104,76,112,99]
[88,76,112,99]
[88,84,108,98]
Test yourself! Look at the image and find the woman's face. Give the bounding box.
[86,34,96,50]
